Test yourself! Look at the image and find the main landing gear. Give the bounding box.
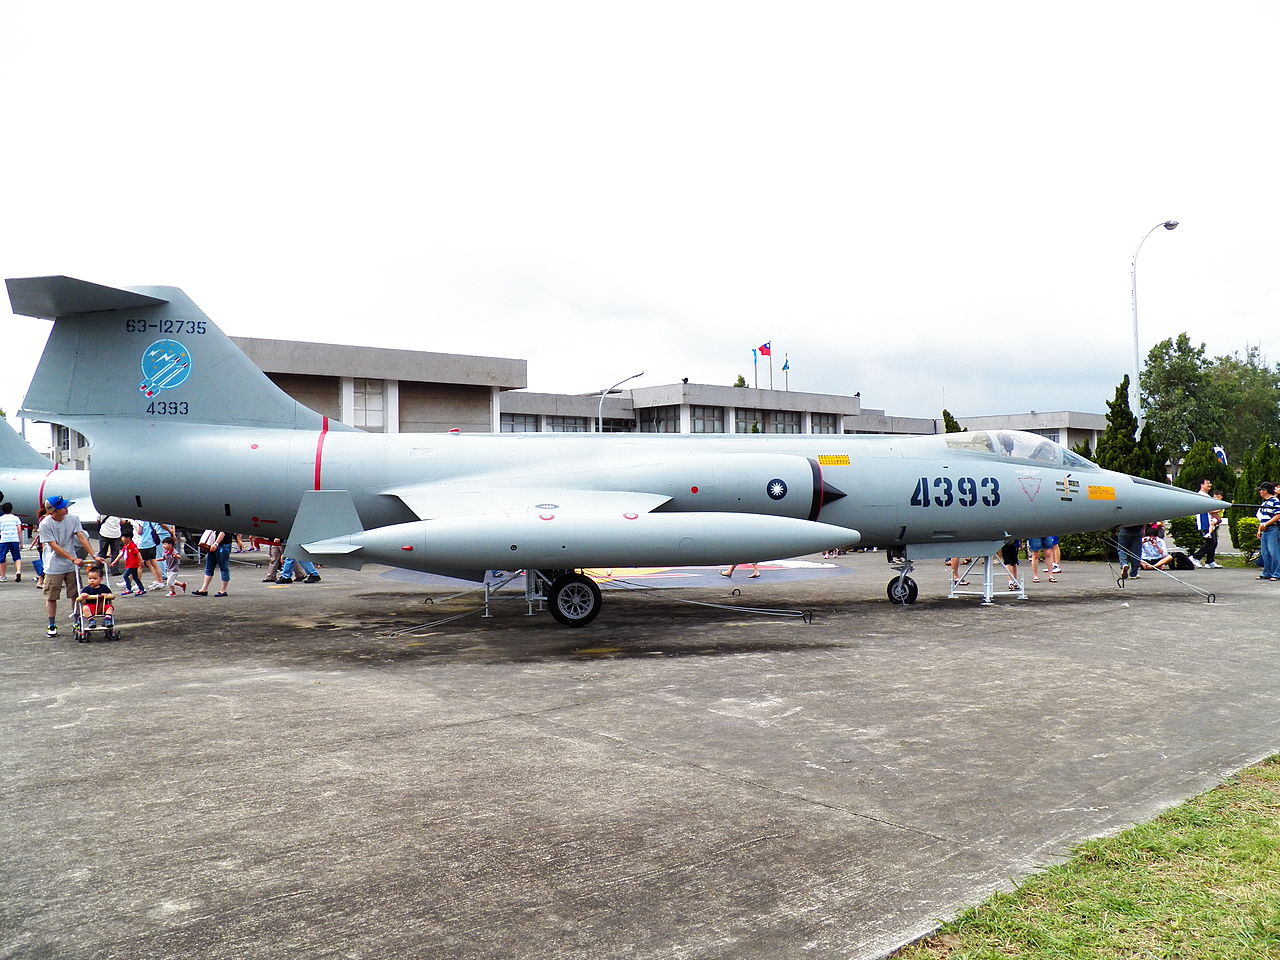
[523,569,603,627]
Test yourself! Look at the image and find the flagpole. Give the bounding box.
[752,348,758,389]
[784,353,789,391]
[769,348,774,391]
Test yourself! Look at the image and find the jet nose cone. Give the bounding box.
[1118,476,1220,522]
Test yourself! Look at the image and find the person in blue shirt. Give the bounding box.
[132,519,176,590]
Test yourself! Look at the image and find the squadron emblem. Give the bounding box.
[139,340,192,397]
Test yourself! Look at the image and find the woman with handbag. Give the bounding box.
[192,529,233,597]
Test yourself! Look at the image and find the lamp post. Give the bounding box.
[1130,220,1178,422]
[598,371,643,432]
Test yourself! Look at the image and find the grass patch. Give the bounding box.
[893,756,1280,959]
[1212,554,1257,570]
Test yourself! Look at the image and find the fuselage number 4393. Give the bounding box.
[910,476,1001,508]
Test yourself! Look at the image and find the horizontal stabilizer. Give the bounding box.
[7,276,168,319]
[288,490,367,570]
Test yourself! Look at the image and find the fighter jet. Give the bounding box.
[0,415,95,523]
[8,275,1215,625]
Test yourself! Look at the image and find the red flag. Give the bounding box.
[758,342,771,356]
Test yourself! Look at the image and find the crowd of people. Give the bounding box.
[0,497,326,637]
[5,477,1277,636]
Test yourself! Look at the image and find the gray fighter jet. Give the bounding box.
[0,415,95,523]
[8,275,1214,625]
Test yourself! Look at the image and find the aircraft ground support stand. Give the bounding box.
[946,555,1026,605]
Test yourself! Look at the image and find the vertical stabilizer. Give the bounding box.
[9,276,352,432]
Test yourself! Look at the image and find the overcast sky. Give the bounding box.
[4,2,1279,451]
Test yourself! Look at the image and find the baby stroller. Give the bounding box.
[71,561,123,643]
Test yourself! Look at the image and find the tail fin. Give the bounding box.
[8,276,351,432]
[0,416,54,470]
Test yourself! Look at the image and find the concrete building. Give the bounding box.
[498,382,939,436]
[232,338,526,434]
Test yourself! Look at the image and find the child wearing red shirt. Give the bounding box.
[111,533,146,595]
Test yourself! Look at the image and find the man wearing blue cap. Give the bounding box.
[38,495,98,638]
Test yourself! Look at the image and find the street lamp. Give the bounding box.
[1130,219,1178,422]
[598,371,643,432]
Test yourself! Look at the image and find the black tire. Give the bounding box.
[886,576,919,605]
[548,573,602,627]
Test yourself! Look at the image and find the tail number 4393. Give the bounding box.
[910,476,1000,507]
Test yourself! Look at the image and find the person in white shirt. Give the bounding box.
[97,515,123,564]
[0,502,23,582]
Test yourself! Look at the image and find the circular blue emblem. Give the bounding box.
[767,478,788,500]
[139,340,192,397]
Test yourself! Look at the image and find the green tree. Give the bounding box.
[1140,333,1217,456]
[941,409,964,433]
[1204,346,1280,460]
[1093,376,1144,475]
[1136,422,1168,482]
[733,375,747,388]
[1173,440,1232,491]
[1228,441,1280,547]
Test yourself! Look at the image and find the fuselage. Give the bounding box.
[84,423,1209,554]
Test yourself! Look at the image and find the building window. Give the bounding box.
[1027,428,1061,443]
[735,408,764,434]
[353,378,385,431]
[638,404,680,433]
[690,405,725,433]
[811,413,838,434]
[546,415,589,433]
[501,413,541,432]
[599,418,634,433]
[771,410,801,434]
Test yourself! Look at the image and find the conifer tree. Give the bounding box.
[1173,440,1232,491]
[941,409,964,434]
[1093,377,1144,476]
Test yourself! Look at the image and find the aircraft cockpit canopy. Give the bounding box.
[945,430,1098,470]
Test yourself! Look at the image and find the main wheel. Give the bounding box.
[548,573,602,627]
[886,575,919,605]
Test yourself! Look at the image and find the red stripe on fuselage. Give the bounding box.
[314,417,330,490]
[37,465,59,514]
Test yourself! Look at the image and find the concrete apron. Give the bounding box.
[1,557,1274,959]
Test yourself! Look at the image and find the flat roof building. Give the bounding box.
[232,337,527,434]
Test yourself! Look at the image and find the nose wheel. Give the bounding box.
[887,575,919,605]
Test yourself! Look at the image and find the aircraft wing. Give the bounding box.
[383,484,673,520]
